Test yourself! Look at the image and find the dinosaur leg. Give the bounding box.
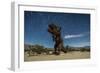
[61,43,67,53]
[54,43,60,55]
[61,47,67,53]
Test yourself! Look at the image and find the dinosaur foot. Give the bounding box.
[53,51,60,55]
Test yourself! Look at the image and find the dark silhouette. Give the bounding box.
[48,23,67,55]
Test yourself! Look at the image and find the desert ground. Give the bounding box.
[24,51,90,62]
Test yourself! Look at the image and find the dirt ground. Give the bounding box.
[24,51,90,62]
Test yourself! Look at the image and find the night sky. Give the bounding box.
[24,11,90,48]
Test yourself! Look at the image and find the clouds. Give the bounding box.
[64,32,89,39]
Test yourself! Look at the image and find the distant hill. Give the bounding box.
[24,44,90,53]
[83,46,90,49]
[67,46,90,49]
[24,44,53,51]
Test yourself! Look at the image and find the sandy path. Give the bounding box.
[24,51,90,62]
